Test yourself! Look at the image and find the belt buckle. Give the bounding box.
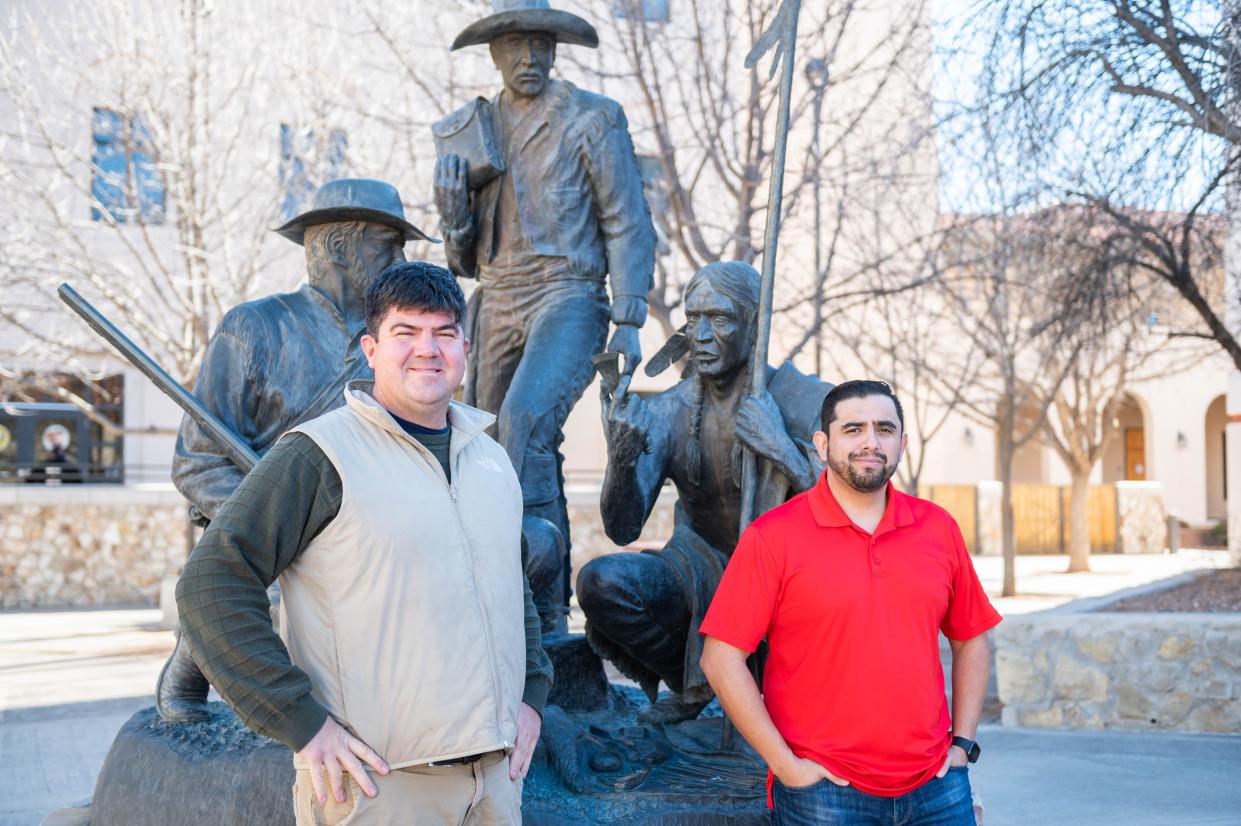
[426,752,486,767]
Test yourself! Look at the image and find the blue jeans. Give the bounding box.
[772,767,974,826]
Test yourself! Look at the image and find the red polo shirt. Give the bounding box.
[700,475,1001,799]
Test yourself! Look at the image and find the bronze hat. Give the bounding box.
[452,0,599,51]
[274,178,436,246]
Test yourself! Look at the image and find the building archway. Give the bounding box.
[1103,394,1148,482]
[1205,394,1227,520]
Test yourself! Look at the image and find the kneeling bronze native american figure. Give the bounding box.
[578,261,832,725]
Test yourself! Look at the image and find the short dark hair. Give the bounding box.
[365,261,466,337]
[819,380,905,433]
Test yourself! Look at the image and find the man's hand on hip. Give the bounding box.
[296,717,389,805]
[509,702,542,781]
[775,755,850,789]
[936,745,970,778]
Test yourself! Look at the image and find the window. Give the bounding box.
[279,125,347,222]
[613,0,669,23]
[91,108,165,224]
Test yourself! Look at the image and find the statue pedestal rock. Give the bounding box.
[524,641,769,825]
[90,704,295,826]
[85,638,770,825]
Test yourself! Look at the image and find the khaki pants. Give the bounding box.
[293,752,522,826]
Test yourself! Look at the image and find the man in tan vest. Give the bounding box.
[176,261,551,825]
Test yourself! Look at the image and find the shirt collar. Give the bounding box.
[807,472,914,534]
[343,380,495,447]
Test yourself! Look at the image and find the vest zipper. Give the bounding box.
[397,424,510,749]
[444,457,509,749]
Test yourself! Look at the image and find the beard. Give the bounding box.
[826,450,896,493]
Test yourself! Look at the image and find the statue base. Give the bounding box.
[90,703,294,826]
[87,636,770,825]
[525,688,769,825]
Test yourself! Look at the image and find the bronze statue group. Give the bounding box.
[160,3,1000,825]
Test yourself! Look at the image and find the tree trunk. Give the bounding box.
[1066,466,1091,573]
[998,413,1016,597]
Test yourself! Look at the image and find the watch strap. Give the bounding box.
[951,735,980,763]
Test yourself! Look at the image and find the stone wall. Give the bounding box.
[2,480,663,609]
[0,485,190,608]
[995,610,1241,733]
[1115,481,1167,554]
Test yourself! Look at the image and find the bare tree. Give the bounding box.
[954,0,1241,565]
[815,237,983,497]
[934,207,1089,596]
[978,0,1239,365]
[0,0,359,390]
[1034,207,1215,571]
[567,0,940,341]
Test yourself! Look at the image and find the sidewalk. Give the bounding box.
[973,549,1235,615]
[0,607,172,826]
[2,551,1237,826]
[970,725,1241,825]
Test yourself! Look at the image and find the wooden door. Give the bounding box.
[1124,428,1146,480]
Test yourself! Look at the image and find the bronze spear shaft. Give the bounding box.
[739,0,803,532]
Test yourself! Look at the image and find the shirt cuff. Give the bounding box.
[610,294,648,327]
[267,695,330,752]
[521,674,552,717]
[943,611,1003,642]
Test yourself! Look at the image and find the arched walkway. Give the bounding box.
[1205,395,1227,520]
[1102,394,1148,482]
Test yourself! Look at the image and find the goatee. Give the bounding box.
[827,451,895,494]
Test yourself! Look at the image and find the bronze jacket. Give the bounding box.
[172,284,370,522]
[444,80,655,326]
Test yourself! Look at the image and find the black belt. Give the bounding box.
[425,751,490,767]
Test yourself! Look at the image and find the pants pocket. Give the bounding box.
[773,778,852,825]
[293,769,361,826]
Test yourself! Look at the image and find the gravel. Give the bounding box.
[1107,568,1241,612]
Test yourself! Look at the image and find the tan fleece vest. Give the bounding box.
[281,384,526,769]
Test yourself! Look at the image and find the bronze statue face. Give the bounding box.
[684,282,753,379]
[349,224,406,294]
[304,220,406,297]
[489,31,556,99]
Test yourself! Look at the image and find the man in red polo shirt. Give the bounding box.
[700,380,1000,825]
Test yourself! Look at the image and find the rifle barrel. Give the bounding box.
[57,283,259,474]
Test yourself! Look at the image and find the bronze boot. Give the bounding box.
[637,683,715,726]
[155,628,210,723]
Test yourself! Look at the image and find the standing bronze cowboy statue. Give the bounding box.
[433,0,657,632]
[156,178,432,723]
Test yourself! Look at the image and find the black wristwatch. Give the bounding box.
[951,735,981,763]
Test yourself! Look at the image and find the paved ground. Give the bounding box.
[970,725,1241,825]
[2,551,1237,826]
